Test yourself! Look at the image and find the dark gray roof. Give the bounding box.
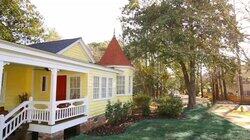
[28,38,81,53]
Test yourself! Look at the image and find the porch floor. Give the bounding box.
[28,115,88,134]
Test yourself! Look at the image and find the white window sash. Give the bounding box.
[93,76,100,99]
[69,76,81,99]
[101,77,107,98]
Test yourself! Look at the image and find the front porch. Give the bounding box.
[0,63,89,139]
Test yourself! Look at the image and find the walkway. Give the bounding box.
[210,103,250,129]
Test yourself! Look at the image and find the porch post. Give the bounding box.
[0,61,8,101]
[49,68,58,125]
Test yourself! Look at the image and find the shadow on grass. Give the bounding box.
[71,105,250,140]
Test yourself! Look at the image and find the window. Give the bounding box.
[41,76,47,92]
[108,78,113,98]
[101,77,107,98]
[117,76,125,94]
[93,76,100,99]
[69,76,80,99]
[128,76,132,94]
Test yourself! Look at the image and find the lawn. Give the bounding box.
[71,106,250,140]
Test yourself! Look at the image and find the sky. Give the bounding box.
[31,0,250,57]
[31,0,128,43]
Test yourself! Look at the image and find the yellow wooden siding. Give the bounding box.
[116,96,132,103]
[33,70,88,101]
[61,43,90,62]
[33,69,51,101]
[87,69,118,117]
[0,64,33,111]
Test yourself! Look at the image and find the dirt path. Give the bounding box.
[210,103,250,130]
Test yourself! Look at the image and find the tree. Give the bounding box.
[88,41,109,62]
[121,0,243,108]
[44,28,61,41]
[0,0,45,44]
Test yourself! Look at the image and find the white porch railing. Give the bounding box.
[0,101,30,140]
[55,98,88,121]
[0,97,88,140]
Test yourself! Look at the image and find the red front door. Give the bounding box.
[56,75,67,101]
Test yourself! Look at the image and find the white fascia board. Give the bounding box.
[106,65,135,71]
[0,39,121,73]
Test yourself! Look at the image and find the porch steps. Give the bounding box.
[6,124,32,140]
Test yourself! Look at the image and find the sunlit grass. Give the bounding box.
[72,105,250,140]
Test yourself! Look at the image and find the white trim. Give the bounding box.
[0,39,121,73]
[28,116,88,134]
[106,65,135,71]
[92,98,112,102]
[116,94,133,97]
[57,39,96,63]
[31,69,35,98]
[0,71,7,104]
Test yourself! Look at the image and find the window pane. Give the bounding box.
[70,76,80,99]
[93,76,100,99]
[117,76,125,94]
[108,78,112,97]
[101,77,107,98]
[42,76,46,92]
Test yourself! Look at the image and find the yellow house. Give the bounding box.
[0,36,134,139]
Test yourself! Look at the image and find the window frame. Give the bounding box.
[93,76,100,100]
[93,76,113,100]
[117,76,125,95]
[108,78,113,98]
[68,75,81,99]
[41,76,48,92]
[101,77,107,98]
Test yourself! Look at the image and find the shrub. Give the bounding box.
[157,95,183,118]
[133,94,151,116]
[105,100,133,125]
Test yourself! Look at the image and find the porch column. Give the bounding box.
[0,61,8,101]
[49,68,58,125]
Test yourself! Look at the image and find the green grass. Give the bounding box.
[71,106,250,140]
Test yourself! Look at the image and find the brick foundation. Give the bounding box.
[38,130,64,140]
[77,115,106,133]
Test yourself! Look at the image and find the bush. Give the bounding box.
[157,95,183,118]
[105,100,133,125]
[133,94,151,116]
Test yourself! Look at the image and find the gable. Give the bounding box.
[61,42,91,62]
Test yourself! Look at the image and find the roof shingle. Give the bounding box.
[28,38,80,53]
[99,36,132,67]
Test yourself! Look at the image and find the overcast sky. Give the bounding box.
[31,0,128,43]
[31,0,249,57]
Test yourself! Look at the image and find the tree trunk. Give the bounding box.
[179,60,196,109]
[222,69,227,100]
[211,73,216,104]
[218,68,223,100]
[200,65,204,98]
